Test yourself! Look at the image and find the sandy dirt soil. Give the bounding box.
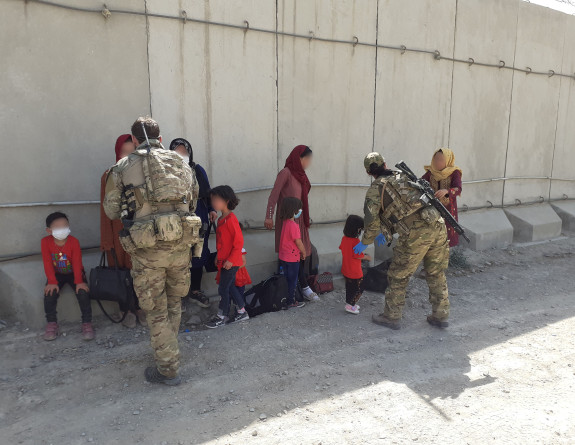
[1,237,575,445]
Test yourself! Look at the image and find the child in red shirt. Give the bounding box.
[205,186,250,328]
[41,212,94,341]
[339,215,372,315]
[279,197,307,309]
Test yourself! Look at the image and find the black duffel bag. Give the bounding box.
[363,260,391,293]
[243,274,288,317]
[89,250,134,323]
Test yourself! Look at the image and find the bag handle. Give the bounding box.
[95,299,128,324]
[109,248,120,270]
[99,251,107,267]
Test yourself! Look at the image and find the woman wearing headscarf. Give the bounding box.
[422,148,463,247]
[265,145,319,301]
[169,138,217,308]
[100,134,145,328]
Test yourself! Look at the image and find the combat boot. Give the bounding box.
[426,315,449,328]
[372,313,401,330]
[144,367,182,386]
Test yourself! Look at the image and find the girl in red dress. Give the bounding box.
[422,148,463,248]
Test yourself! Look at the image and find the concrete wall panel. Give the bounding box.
[373,0,456,176]
[449,0,518,208]
[503,3,565,204]
[0,0,150,256]
[550,17,575,201]
[146,0,278,228]
[277,0,378,223]
[2,0,575,258]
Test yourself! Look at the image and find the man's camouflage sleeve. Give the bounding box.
[361,180,393,245]
[103,168,123,220]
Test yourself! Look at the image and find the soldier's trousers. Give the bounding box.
[384,219,450,321]
[130,241,191,378]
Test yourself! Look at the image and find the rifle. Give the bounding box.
[395,161,470,243]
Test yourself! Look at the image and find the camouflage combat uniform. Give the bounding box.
[104,139,201,378]
[361,153,450,324]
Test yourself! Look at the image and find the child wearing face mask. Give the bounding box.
[41,212,94,341]
[340,215,372,315]
[278,197,307,310]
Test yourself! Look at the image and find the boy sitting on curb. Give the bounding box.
[41,212,94,341]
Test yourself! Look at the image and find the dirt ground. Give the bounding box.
[1,236,575,445]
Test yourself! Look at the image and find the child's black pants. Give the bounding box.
[44,273,92,323]
[345,277,364,306]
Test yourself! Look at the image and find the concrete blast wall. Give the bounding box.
[1,0,575,257]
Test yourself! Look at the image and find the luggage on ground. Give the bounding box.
[243,274,288,317]
[362,260,391,293]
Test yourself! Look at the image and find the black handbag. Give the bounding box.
[89,250,134,323]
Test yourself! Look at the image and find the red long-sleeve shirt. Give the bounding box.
[215,212,244,267]
[41,235,85,285]
[339,236,365,279]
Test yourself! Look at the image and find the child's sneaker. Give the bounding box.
[81,322,95,341]
[345,304,360,315]
[288,301,306,309]
[205,315,227,329]
[43,322,59,341]
[230,311,250,323]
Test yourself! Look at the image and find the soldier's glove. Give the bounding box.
[353,241,369,255]
[375,234,387,247]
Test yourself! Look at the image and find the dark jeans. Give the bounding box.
[218,267,246,317]
[190,267,203,292]
[345,277,364,306]
[280,260,300,305]
[44,273,92,323]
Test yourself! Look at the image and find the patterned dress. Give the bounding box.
[422,170,462,247]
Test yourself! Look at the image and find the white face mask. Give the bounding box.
[52,227,71,240]
[294,209,303,219]
[177,153,190,164]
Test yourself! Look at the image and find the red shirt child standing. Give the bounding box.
[339,215,372,315]
[205,186,250,328]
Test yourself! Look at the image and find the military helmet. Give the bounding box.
[364,152,385,172]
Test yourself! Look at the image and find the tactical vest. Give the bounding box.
[117,143,203,255]
[380,173,440,235]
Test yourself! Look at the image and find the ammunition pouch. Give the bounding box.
[126,219,157,249]
[155,214,183,242]
[119,212,204,251]
[181,215,204,257]
[420,206,441,225]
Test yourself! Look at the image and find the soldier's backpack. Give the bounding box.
[117,147,203,253]
[381,173,440,236]
[363,260,391,293]
[243,274,288,317]
[139,148,196,204]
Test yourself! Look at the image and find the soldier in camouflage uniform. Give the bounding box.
[104,117,202,385]
[354,153,450,330]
